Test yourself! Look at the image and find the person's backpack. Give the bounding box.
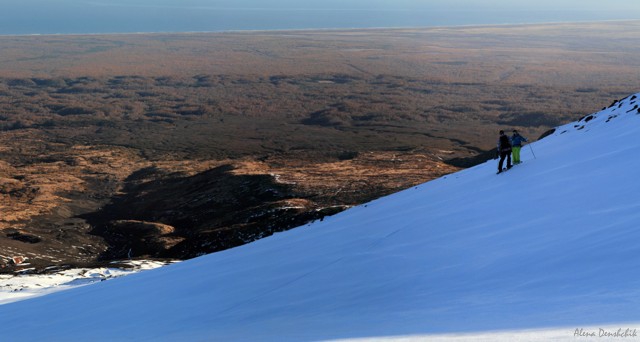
[499,135,511,151]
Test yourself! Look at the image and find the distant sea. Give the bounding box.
[1,1,639,35]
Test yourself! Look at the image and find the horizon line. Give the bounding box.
[0,18,638,39]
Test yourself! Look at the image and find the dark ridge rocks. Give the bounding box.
[6,230,42,244]
[538,128,556,140]
[445,149,496,168]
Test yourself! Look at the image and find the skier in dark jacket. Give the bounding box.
[510,130,528,164]
[497,130,512,174]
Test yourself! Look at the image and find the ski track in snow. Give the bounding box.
[1,94,640,340]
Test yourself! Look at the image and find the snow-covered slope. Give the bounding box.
[2,94,640,341]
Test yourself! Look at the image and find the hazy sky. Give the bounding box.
[66,0,640,11]
[5,0,640,10]
[1,0,639,35]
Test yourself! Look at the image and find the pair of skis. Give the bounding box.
[497,161,525,174]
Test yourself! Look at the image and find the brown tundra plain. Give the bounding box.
[0,21,639,271]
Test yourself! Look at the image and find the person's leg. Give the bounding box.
[498,152,506,171]
[506,151,512,168]
[513,146,521,164]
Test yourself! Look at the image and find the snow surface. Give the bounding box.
[1,94,640,341]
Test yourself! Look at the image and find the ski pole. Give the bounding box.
[528,143,537,159]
